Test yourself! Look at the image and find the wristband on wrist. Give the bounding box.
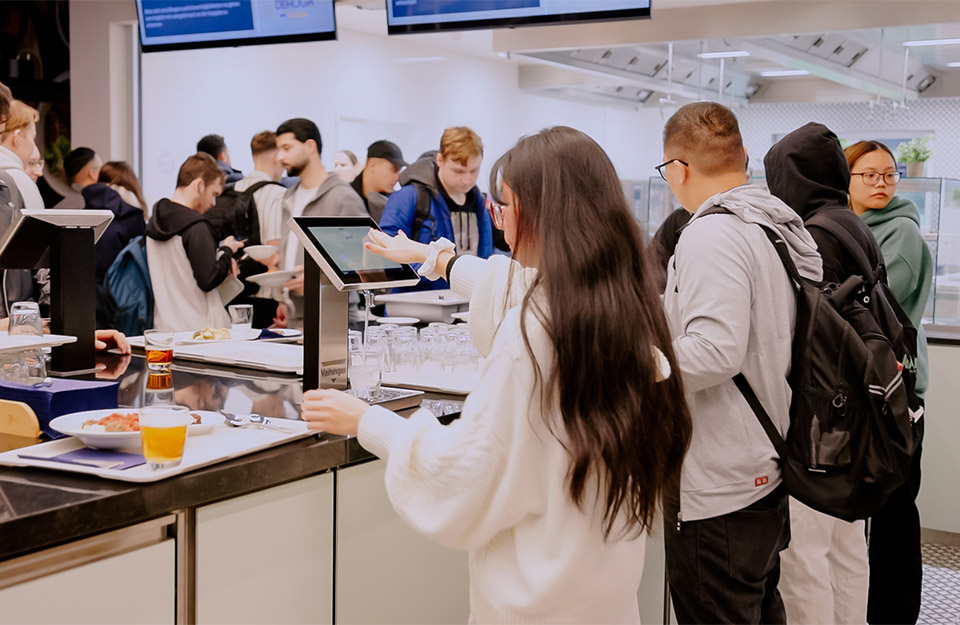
[418,238,456,281]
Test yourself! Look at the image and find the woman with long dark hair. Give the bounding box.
[301,126,691,623]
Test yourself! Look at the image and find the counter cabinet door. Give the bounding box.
[336,459,470,624]
[195,472,335,625]
[0,538,176,624]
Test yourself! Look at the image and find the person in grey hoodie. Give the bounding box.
[274,118,366,326]
[658,102,822,624]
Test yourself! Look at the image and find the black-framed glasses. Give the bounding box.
[655,159,689,181]
[851,171,902,186]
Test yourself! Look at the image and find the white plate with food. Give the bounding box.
[247,269,300,287]
[242,244,278,261]
[49,409,220,450]
[175,328,261,345]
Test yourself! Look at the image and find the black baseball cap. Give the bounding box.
[367,140,407,169]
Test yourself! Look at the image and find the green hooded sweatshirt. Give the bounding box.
[860,196,933,396]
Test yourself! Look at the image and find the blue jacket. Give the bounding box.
[82,183,146,327]
[379,157,493,291]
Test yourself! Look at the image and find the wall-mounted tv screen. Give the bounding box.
[136,0,336,53]
[386,0,650,35]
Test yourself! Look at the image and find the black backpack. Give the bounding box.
[733,220,920,522]
[204,180,283,245]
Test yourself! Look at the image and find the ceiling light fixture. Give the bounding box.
[948,61,960,67]
[697,50,750,59]
[760,69,810,77]
[903,38,960,47]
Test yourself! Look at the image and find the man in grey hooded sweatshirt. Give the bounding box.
[658,102,823,624]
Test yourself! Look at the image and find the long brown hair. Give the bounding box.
[98,161,147,212]
[489,126,692,538]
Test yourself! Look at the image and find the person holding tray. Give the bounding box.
[300,126,692,624]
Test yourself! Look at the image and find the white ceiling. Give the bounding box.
[334,1,960,108]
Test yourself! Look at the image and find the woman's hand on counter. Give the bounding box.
[301,389,369,436]
[364,229,429,264]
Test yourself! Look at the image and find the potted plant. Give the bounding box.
[896,135,933,178]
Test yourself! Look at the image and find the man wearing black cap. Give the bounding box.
[54,147,102,208]
[350,139,406,222]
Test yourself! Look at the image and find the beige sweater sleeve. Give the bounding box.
[449,255,537,358]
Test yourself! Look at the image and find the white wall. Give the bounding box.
[139,21,665,209]
[69,0,137,163]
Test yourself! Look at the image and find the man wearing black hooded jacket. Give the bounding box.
[765,122,885,625]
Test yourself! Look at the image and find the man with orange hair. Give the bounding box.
[379,126,493,290]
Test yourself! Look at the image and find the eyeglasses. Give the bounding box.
[851,171,902,186]
[655,159,689,181]
[488,201,504,229]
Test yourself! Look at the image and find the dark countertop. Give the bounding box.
[0,352,462,563]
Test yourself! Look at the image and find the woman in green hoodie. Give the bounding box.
[845,140,932,625]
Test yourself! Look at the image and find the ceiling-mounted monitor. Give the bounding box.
[136,0,336,53]
[386,0,650,35]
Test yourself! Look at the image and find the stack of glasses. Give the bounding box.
[0,302,48,383]
[348,323,481,400]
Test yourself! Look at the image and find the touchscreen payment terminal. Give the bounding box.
[289,216,420,392]
[291,216,420,291]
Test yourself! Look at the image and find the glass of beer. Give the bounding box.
[140,406,191,470]
[144,329,174,370]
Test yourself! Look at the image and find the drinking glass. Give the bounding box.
[8,302,42,336]
[140,405,192,470]
[144,329,175,371]
[349,350,382,400]
[144,371,175,406]
[228,304,254,333]
[419,328,445,376]
[393,332,420,371]
[22,349,46,381]
[365,327,393,373]
[0,352,26,382]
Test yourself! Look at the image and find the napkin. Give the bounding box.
[18,447,145,470]
[0,379,120,438]
[259,328,283,340]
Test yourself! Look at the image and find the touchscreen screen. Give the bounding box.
[308,226,403,275]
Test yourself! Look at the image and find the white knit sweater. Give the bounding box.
[358,256,647,624]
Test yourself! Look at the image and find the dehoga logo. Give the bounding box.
[276,0,315,9]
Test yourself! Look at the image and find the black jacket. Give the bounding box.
[764,122,883,285]
[82,184,147,327]
[145,198,234,292]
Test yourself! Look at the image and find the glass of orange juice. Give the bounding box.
[144,329,175,371]
[140,406,191,470]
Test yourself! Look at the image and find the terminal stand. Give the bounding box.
[0,210,113,376]
[302,254,349,391]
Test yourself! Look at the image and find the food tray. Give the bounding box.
[173,342,303,374]
[0,416,315,482]
[0,332,77,354]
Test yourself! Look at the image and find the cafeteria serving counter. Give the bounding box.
[0,352,470,624]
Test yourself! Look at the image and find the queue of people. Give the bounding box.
[0,73,931,624]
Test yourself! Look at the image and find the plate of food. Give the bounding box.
[247,269,300,287]
[50,409,220,450]
[176,327,261,345]
[242,244,278,261]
